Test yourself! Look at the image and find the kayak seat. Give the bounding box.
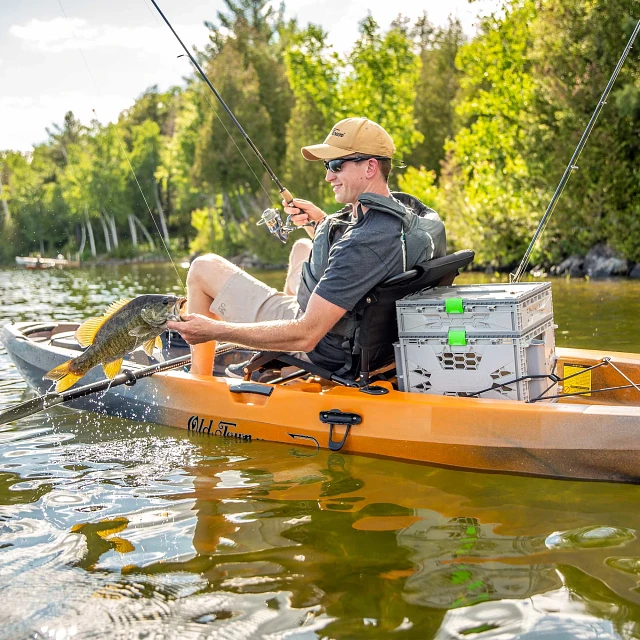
[242,250,475,388]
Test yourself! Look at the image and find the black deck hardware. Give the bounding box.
[229,382,274,397]
[122,370,137,387]
[359,385,389,396]
[319,409,362,451]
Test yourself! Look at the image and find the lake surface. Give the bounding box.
[1,263,640,639]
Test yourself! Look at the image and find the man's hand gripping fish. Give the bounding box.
[44,294,186,392]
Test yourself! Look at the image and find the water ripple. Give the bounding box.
[1,265,640,638]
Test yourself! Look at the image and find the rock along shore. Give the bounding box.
[549,244,640,279]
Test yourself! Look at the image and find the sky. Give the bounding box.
[0,0,499,152]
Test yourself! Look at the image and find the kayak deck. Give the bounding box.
[2,321,640,484]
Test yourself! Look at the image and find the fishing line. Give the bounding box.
[140,0,276,209]
[147,0,294,206]
[55,0,186,293]
[180,57,276,208]
[511,19,640,282]
[94,108,186,291]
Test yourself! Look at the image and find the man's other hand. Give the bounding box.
[167,314,216,345]
[283,198,326,227]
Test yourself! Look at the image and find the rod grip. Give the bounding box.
[280,188,294,206]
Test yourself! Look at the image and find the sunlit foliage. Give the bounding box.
[1,0,639,269]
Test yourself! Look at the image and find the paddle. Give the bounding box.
[0,354,192,427]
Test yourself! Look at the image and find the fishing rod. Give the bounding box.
[511,19,640,283]
[149,0,301,243]
[0,354,190,427]
[0,341,243,426]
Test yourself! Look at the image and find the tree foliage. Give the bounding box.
[2,0,639,270]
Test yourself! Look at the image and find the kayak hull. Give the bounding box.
[2,322,640,484]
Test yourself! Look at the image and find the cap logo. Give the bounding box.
[330,128,345,138]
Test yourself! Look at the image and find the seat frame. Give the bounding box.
[240,250,475,391]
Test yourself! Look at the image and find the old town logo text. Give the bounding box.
[187,416,252,441]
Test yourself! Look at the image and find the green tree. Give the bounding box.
[340,16,423,161]
[206,0,293,169]
[529,1,640,261]
[439,0,544,266]
[283,24,340,209]
[192,41,275,219]
[408,14,465,173]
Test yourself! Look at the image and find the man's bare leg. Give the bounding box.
[284,238,312,297]
[186,254,243,375]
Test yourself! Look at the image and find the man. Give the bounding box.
[167,117,446,375]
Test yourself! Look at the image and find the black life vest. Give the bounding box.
[296,192,446,373]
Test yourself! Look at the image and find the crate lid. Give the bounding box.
[397,282,551,307]
[398,316,555,341]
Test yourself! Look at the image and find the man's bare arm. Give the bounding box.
[167,293,346,353]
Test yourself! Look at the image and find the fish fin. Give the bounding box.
[74,299,131,348]
[102,298,131,318]
[143,338,156,356]
[128,325,151,338]
[43,360,84,392]
[75,317,106,347]
[155,336,163,350]
[56,374,84,393]
[110,537,135,554]
[96,517,129,538]
[102,358,123,379]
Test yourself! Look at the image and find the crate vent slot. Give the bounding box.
[490,368,513,379]
[438,351,482,370]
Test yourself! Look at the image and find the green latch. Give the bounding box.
[445,297,464,314]
[448,328,467,346]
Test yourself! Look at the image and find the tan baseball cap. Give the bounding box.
[301,117,395,161]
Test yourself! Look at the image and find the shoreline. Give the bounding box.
[6,242,640,279]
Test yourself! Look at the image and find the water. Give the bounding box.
[1,263,640,639]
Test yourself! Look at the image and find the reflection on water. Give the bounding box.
[1,264,640,638]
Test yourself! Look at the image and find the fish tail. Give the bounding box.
[43,360,85,393]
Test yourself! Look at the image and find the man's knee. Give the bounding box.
[187,253,238,288]
[289,238,312,263]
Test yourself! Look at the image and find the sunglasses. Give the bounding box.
[323,155,388,173]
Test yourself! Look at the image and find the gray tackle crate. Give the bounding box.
[394,318,556,402]
[397,282,553,336]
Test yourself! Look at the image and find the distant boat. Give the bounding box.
[15,255,79,270]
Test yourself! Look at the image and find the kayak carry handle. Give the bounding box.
[320,409,362,451]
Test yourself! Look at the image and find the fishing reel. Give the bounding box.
[257,208,297,244]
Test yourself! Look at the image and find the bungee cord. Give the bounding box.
[466,356,640,403]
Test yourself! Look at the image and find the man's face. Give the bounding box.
[325,156,376,204]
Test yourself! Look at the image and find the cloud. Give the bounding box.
[0,92,132,152]
[10,17,209,55]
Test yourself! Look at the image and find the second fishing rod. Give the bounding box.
[149,0,303,244]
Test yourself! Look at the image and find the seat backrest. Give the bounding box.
[355,250,475,371]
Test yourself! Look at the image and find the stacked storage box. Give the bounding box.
[394,282,557,401]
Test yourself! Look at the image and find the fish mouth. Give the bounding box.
[168,297,187,322]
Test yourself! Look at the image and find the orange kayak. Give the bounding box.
[2,321,640,484]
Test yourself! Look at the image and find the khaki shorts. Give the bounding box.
[210,270,303,323]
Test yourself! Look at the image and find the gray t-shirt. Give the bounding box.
[314,208,404,311]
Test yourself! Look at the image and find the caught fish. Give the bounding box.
[44,294,186,392]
